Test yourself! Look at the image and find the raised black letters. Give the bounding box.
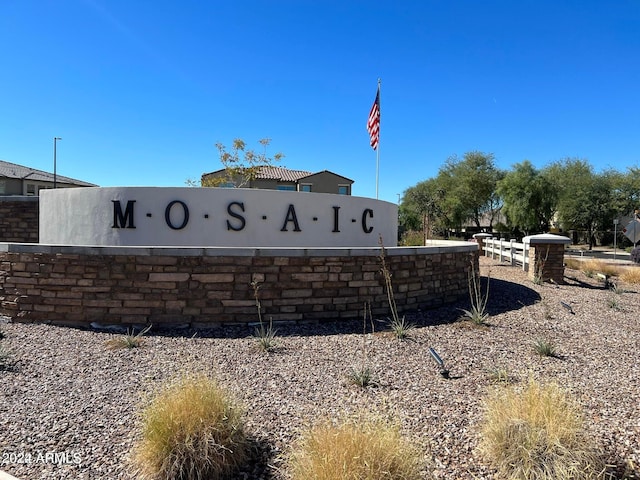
[226,201,246,231]
[112,200,136,229]
[361,208,374,233]
[165,200,189,230]
[281,204,301,232]
[332,206,340,232]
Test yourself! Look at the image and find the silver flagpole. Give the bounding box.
[376,78,381,199]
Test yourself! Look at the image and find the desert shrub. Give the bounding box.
[487,366,514,384]
[388,315,415,340]
[479,379,603,480]
[620,267,640,284]
[532,337,557,357]
[105,325,151,350]
[133,374,247,480]
[607,297,622,311]
[460,258,490,325]
[288,416,423,480]
[631,246,640,264]
[400,230,424,246]
[253,318,279,352]
[346,365,379,388]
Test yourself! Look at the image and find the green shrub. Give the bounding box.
[400,230,424,246]
[388,315,415,340]
[288,416,423,480]
[346,365,379,388]
[133,374,247,480]
[253,318,279,352]
[533,337,557,357]
[487,366,514,384]
[105,325,151,350]
[480,379,603,479]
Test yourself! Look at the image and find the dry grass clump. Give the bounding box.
[620,266,640,284]
[288,416,423,480]
[132,373,247,480]
[480,379,603,480]
[581,259,621,278]
[564,257,582,271]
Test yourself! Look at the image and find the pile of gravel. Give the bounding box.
[1,257,638,479]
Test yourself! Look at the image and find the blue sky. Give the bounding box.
[1,1,639,204]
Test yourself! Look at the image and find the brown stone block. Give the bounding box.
[110,307,151,315]
[39,278,78,286]
[137,256,179,266]
[281,289,313,298]
[206,290,233,300]
[348,280,380,288]
[292,272,328,282]
[191,273,234,283]
[84,299,123,308]
[221,299,255,307]
[148,272,190,282]
[6,276,37,285]
[133,281,176,290]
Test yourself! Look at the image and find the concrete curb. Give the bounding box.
[0,470,20,480]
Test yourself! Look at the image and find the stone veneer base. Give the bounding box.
[0,242,478,328]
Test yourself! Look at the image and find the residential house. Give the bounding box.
[0,160,97,196]
[201,166,354,195]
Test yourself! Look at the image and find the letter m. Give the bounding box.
[112,200,136,228]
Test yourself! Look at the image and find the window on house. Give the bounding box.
[338,185,349,195]
[300,184,312,192]
[0,180,5,195]
[219,182,236,188]
[26,184,36,195]
[277,185,296,191]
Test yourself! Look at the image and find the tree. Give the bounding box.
[401,179,447,242]
[609,166,640,218]
[201,138,284,187]
[496,160,557,234]
[437,152,504,230]
[543,159,613,249]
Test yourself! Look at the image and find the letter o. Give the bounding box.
[165,200,190,230]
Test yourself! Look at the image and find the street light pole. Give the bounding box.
[53,137,62,189]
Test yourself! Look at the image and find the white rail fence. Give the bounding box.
[482,238,530,272]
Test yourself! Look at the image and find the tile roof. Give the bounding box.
[255,166,313,181]
[201,166,354,183]
[0,160,97,187]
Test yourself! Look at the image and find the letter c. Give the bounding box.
[361,209,374,233]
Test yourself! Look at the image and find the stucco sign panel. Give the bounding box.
[39,187,398,248]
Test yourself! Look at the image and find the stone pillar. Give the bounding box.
[523,233,571,284]
[472,233,493,257]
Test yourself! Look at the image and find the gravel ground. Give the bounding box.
[1,257,639,479]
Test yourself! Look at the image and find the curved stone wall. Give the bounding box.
[0,242,478,328]
[0,196,39,243]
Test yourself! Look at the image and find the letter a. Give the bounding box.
[281,204,301,232]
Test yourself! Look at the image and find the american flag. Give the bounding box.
[367,87,380,150]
